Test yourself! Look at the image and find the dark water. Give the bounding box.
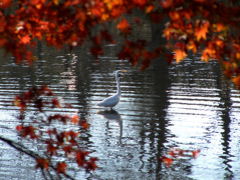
[0,44,239,180]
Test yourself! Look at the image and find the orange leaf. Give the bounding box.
[215,39,224,48]
[163,27,173,40]
[187,40,197,53]
[111,7,124,18]
[214,23,226,32]
[174,49,187,62]
[235,52,240,59]
[232,76,240,87]
[52,98,61,108]
[117,19,130,33]
[53,0,59,5]
[0,0,12,9]
[169,11,180,21]
[65,130,79,138]
[76,151,90,166]
[86,157,98,170]
[63,145,73,154]
[80,120,89,129]
[133,0,147,6]
[56,162,67,174]
[161,0,173,9]
[160,156,173,167]
[145,5,154,13]
[21,126,38,139]
[47,143,58,155]
[195,21,209,41]
[20,35,31,44]
[182,10,192,20]
[16,125,23,131]
[90,8,102,17]
[71,115,80,124]
[192,149,201,158]
[201,47,216,61]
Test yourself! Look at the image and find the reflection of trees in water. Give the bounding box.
[214,64,234,179]
[136,59,171,177]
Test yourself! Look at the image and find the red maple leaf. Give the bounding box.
[80,120,89,129]
[56,162,67,174]
[36,158,49,169]
[133,0,147,6]
[76,151,89,167]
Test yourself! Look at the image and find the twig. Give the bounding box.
[0,135,40,159]
[0,135,75,180]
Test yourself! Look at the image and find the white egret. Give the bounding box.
[97,70,127,108]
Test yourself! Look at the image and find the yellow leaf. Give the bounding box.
[174,49,187,63]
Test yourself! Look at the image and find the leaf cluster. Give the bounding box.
[13,85,97,179]
[160,148,201,168]
[1,1,240,86]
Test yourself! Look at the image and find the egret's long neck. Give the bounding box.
[116,76,121,95]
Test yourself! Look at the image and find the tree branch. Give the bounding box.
[0,135,75,180]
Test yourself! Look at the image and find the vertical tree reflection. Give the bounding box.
[215,64,233,179]
[138,58,171,178]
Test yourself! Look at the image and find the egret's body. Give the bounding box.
[97,70,125,108]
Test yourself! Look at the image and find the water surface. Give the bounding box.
[0,46,239,180]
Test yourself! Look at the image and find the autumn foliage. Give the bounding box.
[13,86,97,179]
[1,0,240,86]
[160,148,201,168]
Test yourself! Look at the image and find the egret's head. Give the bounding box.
[114,70,127,78]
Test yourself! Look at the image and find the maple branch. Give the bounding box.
[0,135,75,180]
[0,135,40,159]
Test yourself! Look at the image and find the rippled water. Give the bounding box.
[0,45,240,180]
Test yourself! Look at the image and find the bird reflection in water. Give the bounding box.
[97,109,123,145]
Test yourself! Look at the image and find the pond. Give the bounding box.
[0,44,240,180]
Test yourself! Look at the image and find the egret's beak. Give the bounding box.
[120,70,128,73]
